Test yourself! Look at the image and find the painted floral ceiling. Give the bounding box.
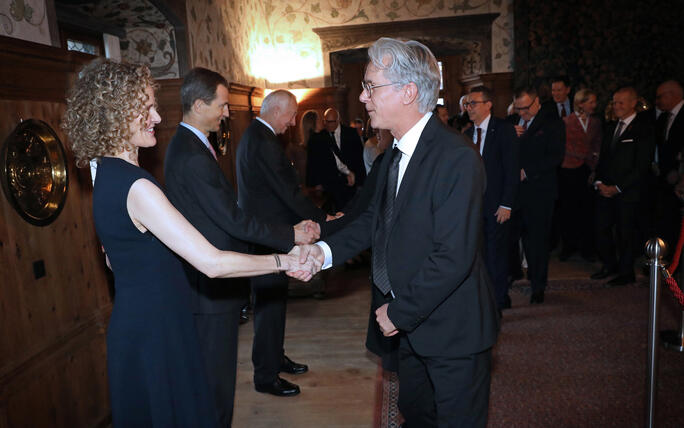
[58,0,179,78]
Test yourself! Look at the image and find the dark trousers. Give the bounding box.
[397,336,492,428]
[596,195,639,276]
[558,164,594,255]
[250,272,288,385]
[483,213,511,308]
[194,308,241,428]
[511,195,555,293]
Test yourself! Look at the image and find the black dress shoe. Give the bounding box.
[530,291,544,304]
[607,274,635,287]
[591,267,617,280]
[255,377,300,396]
[280,355,308,375]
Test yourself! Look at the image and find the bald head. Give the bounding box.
[323,108,340,132]
[656,80,684,112]
[260,89,298,134]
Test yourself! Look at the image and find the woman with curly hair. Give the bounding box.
[62,59,313,427]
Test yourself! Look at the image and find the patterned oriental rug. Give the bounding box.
[375,278,684,427]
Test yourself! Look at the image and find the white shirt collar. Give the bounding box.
[474,114,491,135]
[618,112,637,128]
[394,112,432,158]
[180,121,210,147]
[256,116,276,135]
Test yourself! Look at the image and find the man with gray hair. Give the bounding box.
[236,89,333,397]
[297,37,499,427]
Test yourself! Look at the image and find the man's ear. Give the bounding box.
[192,98,205,114]
[402,82,419,106]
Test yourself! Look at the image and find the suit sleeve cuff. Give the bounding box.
[315,241,333,269]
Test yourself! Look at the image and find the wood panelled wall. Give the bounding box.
[0,36,111,428]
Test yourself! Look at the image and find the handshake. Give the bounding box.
[280,244,325,282]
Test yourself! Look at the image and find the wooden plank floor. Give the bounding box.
[232,266,378,428]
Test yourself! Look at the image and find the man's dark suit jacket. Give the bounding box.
[508,105,566,205]
[236,119,327,236]
[164,125,294,313]
[325,115,499,357]
[658,108,684,177]
[307,125,366,188]
[596,113,654,203]
[466,116,519,216]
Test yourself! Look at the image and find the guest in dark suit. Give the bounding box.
[307,108,366,211]
[236,90,332,397]
[653,80,684,250]
[558,89,603,261]
[551,76,572,119]
[509,87,566,304]
[465,85,519,311]
[299,37,499,428]
[591,87,654,285]
[164,68,320,425]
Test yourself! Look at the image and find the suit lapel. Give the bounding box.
[483,121,495,159]
[391,117,437,224]
[179,125,216,160]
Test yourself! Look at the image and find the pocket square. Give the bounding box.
[621,139,634,143]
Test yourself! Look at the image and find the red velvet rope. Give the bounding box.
[663,218,684,307]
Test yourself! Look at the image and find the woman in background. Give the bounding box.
[62,59,312,427]
[558,88,603,261]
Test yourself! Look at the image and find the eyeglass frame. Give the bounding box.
[464,100,490,109]
[361,80,399,96]
[513,96,538,112]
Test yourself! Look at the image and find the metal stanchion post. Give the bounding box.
[645,238,666,428]
[660,236,684,351]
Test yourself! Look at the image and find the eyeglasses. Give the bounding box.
[513,97,538,112]
[361,81,397,96]
[464,100,489,109]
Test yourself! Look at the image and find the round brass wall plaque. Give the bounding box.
[1,119,69,226]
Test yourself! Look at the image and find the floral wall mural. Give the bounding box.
[187,0,514,88]
[0,0,52,46]
[60,0,179,79]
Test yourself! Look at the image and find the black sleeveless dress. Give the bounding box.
[93,157,218,427]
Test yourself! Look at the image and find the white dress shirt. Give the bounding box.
[330,124,351,176]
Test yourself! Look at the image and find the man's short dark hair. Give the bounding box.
[181,67,229,114]
[514,86,538,100]
[433,104,446,113]
[469,85,493,102]
[551,76,570,87]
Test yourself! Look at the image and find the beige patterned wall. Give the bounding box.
[0,0,53,46]
[187,0,513,88]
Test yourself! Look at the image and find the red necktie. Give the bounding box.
[475,127,482,154]
[560,104,567,117]
[522,120,528,131]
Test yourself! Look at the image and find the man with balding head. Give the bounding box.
[652,80,684,248]
[307,107,366,211]
[592,87,654,285]
[236,89,330,397]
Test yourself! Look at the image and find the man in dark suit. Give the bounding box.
[551,76,572,119]
[164,68,319,425]
[236,90,333,398]
[306,108,366,211]
[465,85,519,311]
[509,87,566,304]
[653,80,684,250]
[591,87,654,285]
[299,37,499,427]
